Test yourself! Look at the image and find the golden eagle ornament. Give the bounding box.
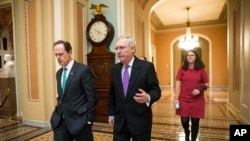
[90,4,108,15]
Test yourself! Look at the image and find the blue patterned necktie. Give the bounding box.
[62,68,67,93]
[123,65,129,96]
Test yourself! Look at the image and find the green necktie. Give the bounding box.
[62,68,67,93]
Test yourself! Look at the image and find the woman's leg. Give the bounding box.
[191,118,200,141]
[181,117,190,141]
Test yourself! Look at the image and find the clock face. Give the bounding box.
[89,21,108,43]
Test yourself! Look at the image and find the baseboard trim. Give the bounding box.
[23,118,51,128]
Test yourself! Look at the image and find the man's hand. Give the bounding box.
[133,88,149,103]
[108,116,114,127]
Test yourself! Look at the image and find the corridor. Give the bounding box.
[0,87,238,141]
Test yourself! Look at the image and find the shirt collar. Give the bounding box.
[124,57,134,68]
[64,59,74,71]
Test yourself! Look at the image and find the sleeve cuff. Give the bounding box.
[145,94,151,107]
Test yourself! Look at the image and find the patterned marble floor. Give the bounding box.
[0,88,239,141]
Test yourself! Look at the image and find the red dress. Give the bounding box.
[176,67,208,118]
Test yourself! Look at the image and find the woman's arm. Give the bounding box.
[175,80,181,99]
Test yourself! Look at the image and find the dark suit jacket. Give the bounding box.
[50,61,98,135]
[108,57,161,135]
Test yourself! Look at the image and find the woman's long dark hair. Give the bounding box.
[182,50,205,70]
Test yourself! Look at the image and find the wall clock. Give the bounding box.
[89,21,108,43]
[86,14,114,46]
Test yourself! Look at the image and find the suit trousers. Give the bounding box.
[53,118,93,141]
[113,120,151,141]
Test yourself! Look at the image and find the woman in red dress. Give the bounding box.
[175,50,208,141]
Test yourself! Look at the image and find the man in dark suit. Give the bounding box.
[108,36,161,141]
[50,40,98,141]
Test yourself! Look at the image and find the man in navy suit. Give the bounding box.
[108,36,161,141]
[50,40,98,141]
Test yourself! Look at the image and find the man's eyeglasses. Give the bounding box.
[115,46,128,51]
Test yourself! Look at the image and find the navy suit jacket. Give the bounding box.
[108,57,161,135]
[50,61,98,135]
